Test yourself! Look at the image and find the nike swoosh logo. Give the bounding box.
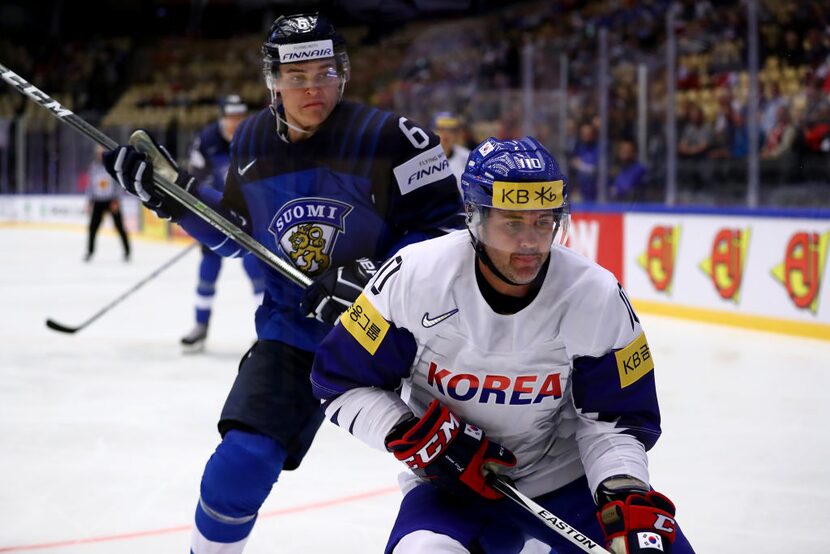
[238,159,256,176]
[421,309,458,328]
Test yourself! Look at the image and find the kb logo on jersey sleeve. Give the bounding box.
[426,362,562,405]
[615,332,654,388]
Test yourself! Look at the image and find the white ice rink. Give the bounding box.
[1,226,829,553]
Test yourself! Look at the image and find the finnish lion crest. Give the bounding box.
[269,198,352,277]
[288,223,330,274]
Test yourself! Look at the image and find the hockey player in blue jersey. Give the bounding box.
[181,95,265,352]
[102,12,462,553]
[311,137,695,553]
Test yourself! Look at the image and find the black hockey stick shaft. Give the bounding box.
[0,62,311,288]
[487,475,612,554]
[45,243,198,334]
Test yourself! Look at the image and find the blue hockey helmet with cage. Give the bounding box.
[461,137,571,277]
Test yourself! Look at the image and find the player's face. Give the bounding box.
[480,209,555,287]
[435,127,460,156]
[220,114,246,142]
[276,59,342,137]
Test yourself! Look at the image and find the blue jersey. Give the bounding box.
[187,121,231,192]
[176,101,463,352]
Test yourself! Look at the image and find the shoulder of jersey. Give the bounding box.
[551,243,615,281]
[230,108,276,159]
[393,230,469,282]
[200,121,222,143]
[330,101,398,144]
[548,244,621,309]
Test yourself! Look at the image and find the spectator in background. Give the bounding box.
[609,138,647,201]
[679,103,713,159]
[431,111,470,196]
[782,29,808,66]
[569,121,599,201]
[678,103,713,189]
[761,104,797,184]
[708,91,738,160]
[760,82,787,136]
[762,105,797,159]
[801,80,830,154]
[727,109,762,160]
[720,108,762,190]
[85,145,130,262]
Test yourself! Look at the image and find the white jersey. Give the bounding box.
[311,230,660,499]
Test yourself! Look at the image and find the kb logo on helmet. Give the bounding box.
[493,180,564,210]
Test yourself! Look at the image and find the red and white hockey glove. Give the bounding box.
[385,399,516,500]
[596,476,677,554]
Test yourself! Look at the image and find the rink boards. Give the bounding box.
[569,204,830,340]
[3,194,829,340]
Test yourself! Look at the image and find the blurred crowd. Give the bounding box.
[1,0,829,205]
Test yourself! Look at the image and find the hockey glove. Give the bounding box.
[596,476,677,554]
[103,132,196,220]
[385,399,516,500]
[300,257,381,325]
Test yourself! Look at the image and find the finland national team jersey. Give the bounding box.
[312,230,662,499]
[187,121,232,192]
[175,101,463,352]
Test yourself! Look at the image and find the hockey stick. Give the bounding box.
[45,243,198,334]
[487,475,613,554]
[0,62,311,289]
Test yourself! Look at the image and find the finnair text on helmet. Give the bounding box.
[278,40,335,63]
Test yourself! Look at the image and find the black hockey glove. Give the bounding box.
[300,257,381,325]
[385,399,516,500]
[103,132,196,221]
[596,476,678,554]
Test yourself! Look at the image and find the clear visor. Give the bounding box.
[268,57,349,90]
[467,204,571,251]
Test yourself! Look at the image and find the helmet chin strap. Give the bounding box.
[268,88,312,140]
[468,230,526,287]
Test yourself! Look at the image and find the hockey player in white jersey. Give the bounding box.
[311,137,695,553]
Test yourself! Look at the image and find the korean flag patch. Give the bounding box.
[637,532,664,550]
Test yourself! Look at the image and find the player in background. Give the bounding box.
[85,145,131,262]
[311,137,695,553]
[180,95,265,352]
[102,12,462,553]
[432,111,470,195]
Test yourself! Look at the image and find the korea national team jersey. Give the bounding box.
[312,230,661,499]
[187,121,232,192]
[175,101,462,352]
